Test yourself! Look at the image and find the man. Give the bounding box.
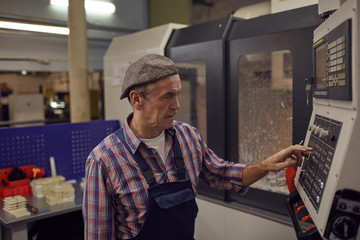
[83,54,312,240]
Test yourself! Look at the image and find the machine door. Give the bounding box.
[227,27,315,215]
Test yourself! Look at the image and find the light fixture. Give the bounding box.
[50,0,116,14]
[0,20,69,35]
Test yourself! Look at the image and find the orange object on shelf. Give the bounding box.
[0,165,44,187]
[32,168,42,179]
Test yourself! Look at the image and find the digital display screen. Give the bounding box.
[315,43,327,90]
[313,19,352,101]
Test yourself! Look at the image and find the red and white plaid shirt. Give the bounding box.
[83,116,248,239]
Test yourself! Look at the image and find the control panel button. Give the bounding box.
[338,202,347,210]
[303,151,312,160]
[311,125,319,134]
[300,170,307,181]
[353,206,360,214]
[319,129,331,141]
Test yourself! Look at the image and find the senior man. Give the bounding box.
[83,54,311,240]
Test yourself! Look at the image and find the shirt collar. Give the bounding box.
[123,113,176,154]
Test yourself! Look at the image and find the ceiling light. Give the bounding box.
[0,20,69,35]
[50,0,116,14]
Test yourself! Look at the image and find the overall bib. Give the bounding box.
[116,129,198,240]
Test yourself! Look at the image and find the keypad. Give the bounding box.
[328,36,347,87]
[300,115,342,211]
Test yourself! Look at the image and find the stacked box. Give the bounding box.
[30,176,74,205]
[3,195,30,218]
[46,183,75,205]
[30,176,66,198]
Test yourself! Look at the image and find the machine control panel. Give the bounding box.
[299,114,342,211]
[288,1,360,239]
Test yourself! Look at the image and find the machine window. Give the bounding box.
[237,50,293,195]
[175,60,207,142]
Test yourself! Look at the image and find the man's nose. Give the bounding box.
[173,97,180,109]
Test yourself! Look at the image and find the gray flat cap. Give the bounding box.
[120,54,178,99]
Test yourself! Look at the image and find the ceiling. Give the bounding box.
[0,0,148,72]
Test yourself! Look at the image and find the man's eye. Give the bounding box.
[165,94,173,99]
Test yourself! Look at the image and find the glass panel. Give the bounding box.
[238,50,293,194]
[175,60,207,142]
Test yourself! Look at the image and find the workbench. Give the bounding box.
[0,182,83,240]
[0,120,120,239]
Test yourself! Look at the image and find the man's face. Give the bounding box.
[141,74,181,131]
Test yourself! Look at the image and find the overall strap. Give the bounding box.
[115,128,187,185]
[172,133,186,180]
[115,129,156,186]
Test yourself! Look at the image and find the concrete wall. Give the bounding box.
[149,0,192,27]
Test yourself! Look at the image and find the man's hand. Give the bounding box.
[242,145,313,186]
[260,145,312,172]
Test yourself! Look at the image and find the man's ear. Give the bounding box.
[129,90,142,110]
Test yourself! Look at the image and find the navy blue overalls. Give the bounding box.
[115,129,198,240]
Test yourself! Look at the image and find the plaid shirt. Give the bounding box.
[83,117,248,239]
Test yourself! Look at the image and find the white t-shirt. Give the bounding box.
[141,131,166,165]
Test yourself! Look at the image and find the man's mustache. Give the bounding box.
[165,111,176,118]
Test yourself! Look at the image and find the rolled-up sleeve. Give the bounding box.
[200,145,249,194]
[83,155,115,240]
[183,125,248,195]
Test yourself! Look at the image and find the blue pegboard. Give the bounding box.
[0,120,120,180]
